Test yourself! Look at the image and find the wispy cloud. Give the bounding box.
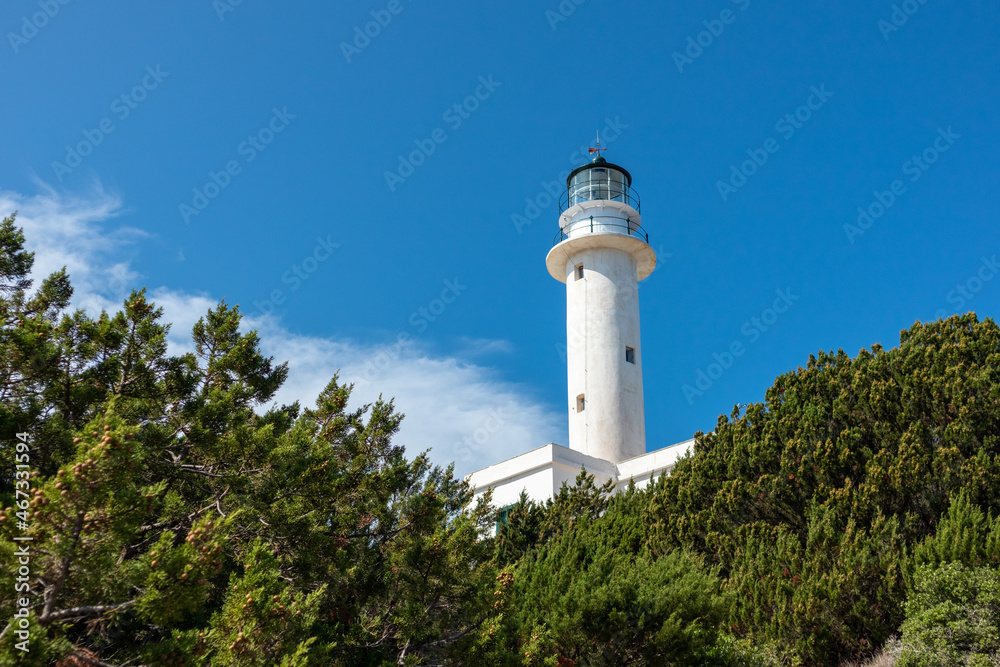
[250,322,563,476]
[2,184,564,477]
[1,180,140,314]
[454,337,516,358]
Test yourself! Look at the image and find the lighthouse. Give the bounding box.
[545,153,656,462]
[467,145,689,513]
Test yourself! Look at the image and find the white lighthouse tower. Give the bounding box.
[466,145,691,513]
[545,153,656,462]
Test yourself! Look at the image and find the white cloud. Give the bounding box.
[252,321,564,476]
[454,336,516,358]
[2,185,566,477]
[0,181,140,315]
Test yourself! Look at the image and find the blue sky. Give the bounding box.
[3,0,999,476]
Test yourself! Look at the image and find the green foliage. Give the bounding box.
[0,213,76,481]
[206,541,325,666]
[893,495,1000,666]
[487,488,735,666]
[541,469,615,537]
[493,490,546,568]
[724,509,906,662]
[494,469,616,569]
[0,217,497,665]
[897,562,1000,667]
[911,492,1000,575]
[708,634,787,667]
[646,313,1000,665]
[5,214,1000,666]
[516,545,728,666]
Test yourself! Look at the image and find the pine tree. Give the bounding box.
[0,218,498,665]
[0,213,76,479]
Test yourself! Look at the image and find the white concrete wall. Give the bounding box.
[466,440,694,512]
[564,246,646,462]
[467,443,617,508]
[544,197,657,464]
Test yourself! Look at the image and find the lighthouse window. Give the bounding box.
[625,346,636,364]
[575,264,584,281]
[591,168,609,200]
[576,394,585,412]
[609,170,626,201]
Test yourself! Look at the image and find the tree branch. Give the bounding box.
[40,599,136,625]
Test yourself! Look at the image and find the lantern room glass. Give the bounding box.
[568,166,628,207]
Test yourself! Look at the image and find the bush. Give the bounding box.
[499,490,733,666]
[910,492,1000,575]
[646,314,1000,664]
[897,562,1000,667]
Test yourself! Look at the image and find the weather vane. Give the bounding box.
[588,130,608,156]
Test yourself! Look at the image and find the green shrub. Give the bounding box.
[645,314,1000,665]
[502,490,733,666]
[897,562,1000,667]
[910,492,1000,575]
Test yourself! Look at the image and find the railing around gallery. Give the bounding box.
[553,214,649,246]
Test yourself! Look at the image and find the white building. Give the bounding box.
[467,152,693,508]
